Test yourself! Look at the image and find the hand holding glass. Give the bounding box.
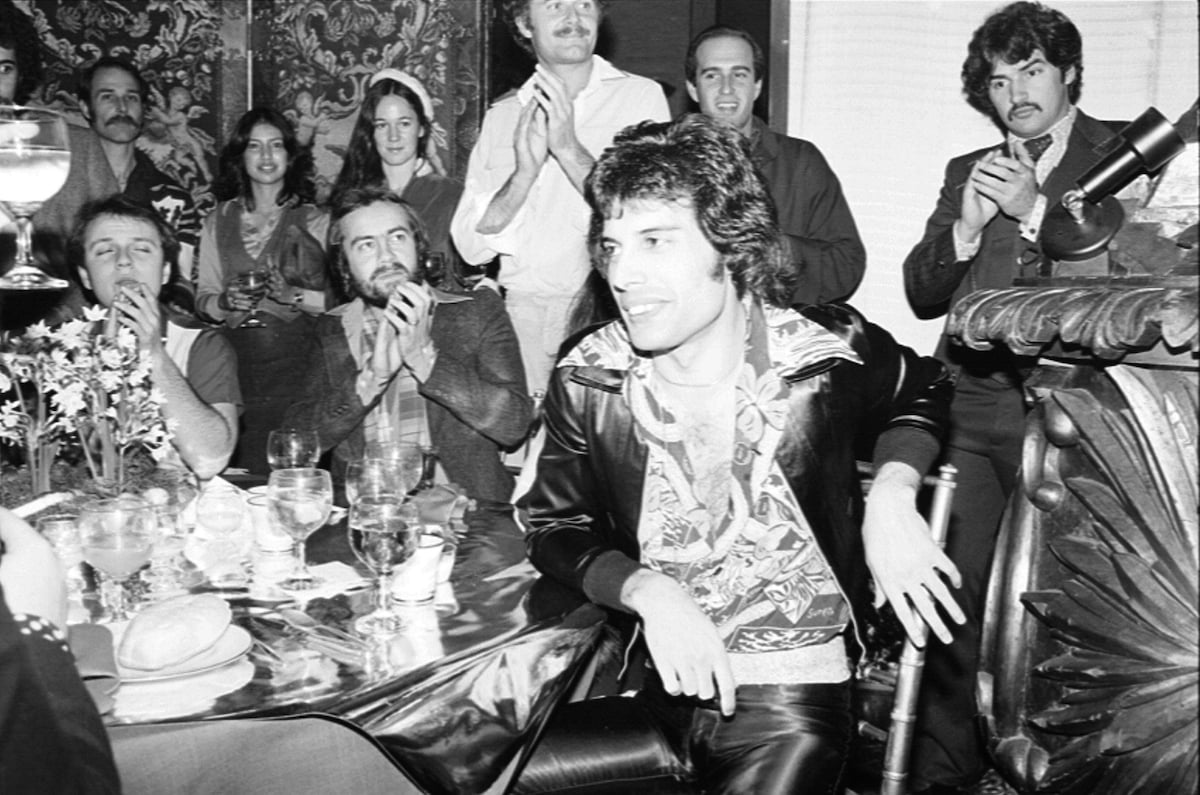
[268,467,333,590]
[78,497,155,622]
[348,496,417,635]
[227,267,271,328]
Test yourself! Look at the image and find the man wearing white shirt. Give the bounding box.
[451,0,669,395]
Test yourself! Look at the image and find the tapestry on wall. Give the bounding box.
[19,0,230,216]
[17,0,482,209]
[252,0,481,200]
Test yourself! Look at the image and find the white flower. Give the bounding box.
[99,346,123,368]
[82,306,108,323]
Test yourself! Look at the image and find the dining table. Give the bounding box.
[92,500,608,795]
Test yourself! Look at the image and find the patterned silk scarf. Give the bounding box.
[563,302,862,653]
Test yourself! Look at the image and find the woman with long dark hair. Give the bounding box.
[330,69,462,287]
[196,107,330,473]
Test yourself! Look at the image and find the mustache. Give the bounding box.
[555,23,590,37]
[106,114,138,127]
[1008,102,1041,121]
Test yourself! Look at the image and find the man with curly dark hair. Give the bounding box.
[517,114,960,793]
[0,0,42,104]
[452,0,668,396]
[902,3,1125,791]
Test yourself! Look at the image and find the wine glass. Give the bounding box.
[344,457,405,506]
[266,428,321,471]
[361,441,425,496]
[143,502,188,597]
[36,513,86,606]
[268,467,333,590]
[0,105,71,290]
[196,482,248,587]
[228,267,271,328]
[347,496,418,636]
[78,497,155,622]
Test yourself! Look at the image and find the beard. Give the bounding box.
[352,262,424,308]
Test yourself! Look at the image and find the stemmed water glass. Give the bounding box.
[347,496,418,636]
[196,482,248,587]
[361,441,426,496]
[266,428,321,471]
[344,457,405,506]
[36,513,86,607]
[268,467,333,590]
[0,105,71,290]
[143,502,188,597]
[78,497,155,622]
[228,267,271,328]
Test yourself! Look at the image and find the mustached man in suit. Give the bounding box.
[902,3,1125,792]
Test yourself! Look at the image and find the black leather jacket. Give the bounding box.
[519,303,953,651]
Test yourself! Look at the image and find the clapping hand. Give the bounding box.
[372,281,437,382]
[514,96,549,179]
[532,66,583,162]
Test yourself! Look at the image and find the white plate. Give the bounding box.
[118,625,253,683]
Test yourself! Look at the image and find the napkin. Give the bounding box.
[68,623,121,715]
[277,562,369,600]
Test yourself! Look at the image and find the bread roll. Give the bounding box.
[118,594,232,671]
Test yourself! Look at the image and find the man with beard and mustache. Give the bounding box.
[451,0,669,396]
[901,3,1125,792]
[36,57,199,290]
[285,187,533,509]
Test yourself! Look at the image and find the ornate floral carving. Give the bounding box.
[983,362,1198,793]
[947,284,1199,362]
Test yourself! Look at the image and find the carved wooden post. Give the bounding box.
[950,279,1197,793]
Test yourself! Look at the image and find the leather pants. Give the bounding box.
[515,674,853,795]
[643,674,853,795]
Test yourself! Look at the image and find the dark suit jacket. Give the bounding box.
[902,111,1125,452]
[751,117,866,305]
[903,111,1125,322]
[284,288,533,506]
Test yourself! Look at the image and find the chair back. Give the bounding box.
[879,463,957,795]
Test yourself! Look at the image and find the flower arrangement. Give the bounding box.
[0,307,174,497]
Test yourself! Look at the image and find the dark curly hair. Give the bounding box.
[0,0,43,103]
[330,78,431,207]
[497,0,608,59]
[962,1,1083,124]
[328,185,430,302]
[585,114,793,308]
[213,107,314,210]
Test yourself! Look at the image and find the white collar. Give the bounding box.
[516,55,622,106]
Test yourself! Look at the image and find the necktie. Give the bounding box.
[1023,134,1053,162]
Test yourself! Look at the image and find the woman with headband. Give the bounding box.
[331,69,463,287]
